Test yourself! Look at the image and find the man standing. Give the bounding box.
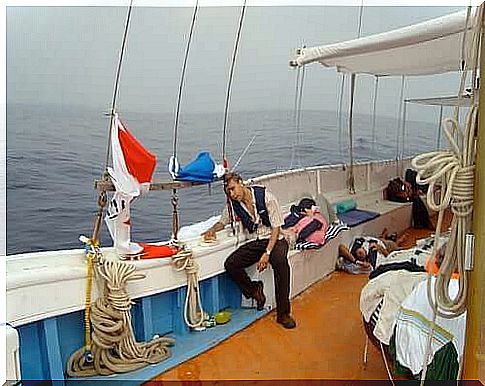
[202,172,296,329]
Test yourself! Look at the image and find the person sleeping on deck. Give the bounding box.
[337,229,406,274]
[282,198,328,250]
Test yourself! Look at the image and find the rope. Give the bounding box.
[380,342,395,386]
[67,252,175,377]
[171,248,207,328]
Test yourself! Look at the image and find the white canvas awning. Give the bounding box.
[290,9,477,76]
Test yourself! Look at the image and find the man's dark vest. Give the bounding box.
[231,186,272,233]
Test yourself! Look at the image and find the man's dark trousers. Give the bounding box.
[224,238,290,316]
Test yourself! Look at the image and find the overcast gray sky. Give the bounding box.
[7,5,465,119]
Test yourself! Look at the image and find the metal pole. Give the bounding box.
[347,73,356,194]
[437,105,444,150]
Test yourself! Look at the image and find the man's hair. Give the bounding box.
[224,171,243,184]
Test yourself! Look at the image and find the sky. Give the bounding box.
[5,4,470,120]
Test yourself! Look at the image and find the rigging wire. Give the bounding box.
[291,64,302,168]
[371,76,379,157]
[337,73,346,155]
[170,0,199,242]
[173,0,199,160]
[222,0,247,167]
[347,73,356,194]
[92,0,134,245]
[294,61,306,168]
[395,75,405,176]
[221,0,247,238]
[103,0,134,174]
[436,105,444,150]
[346,0,364,193]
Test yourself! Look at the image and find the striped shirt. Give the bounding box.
[220,187,284,241]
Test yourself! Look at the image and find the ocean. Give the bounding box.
[6,103,440,255]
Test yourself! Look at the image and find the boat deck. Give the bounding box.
[148,221,445,382]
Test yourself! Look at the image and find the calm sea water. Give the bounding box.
[7,103,440,255]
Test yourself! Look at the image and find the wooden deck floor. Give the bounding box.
[148,214,448,382]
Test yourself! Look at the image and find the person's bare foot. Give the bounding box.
[380,227,388,239]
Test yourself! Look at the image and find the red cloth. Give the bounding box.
[138,243,178,259]
[117,119,157,184]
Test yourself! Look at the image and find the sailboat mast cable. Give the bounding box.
[357,0,364,39]
[436,105,444,150]
[222,0,247,164]
[371,76,379,157]
[337,73,345,155]
[346,2,363,194]
[291,65,301,168]
[173,0,199,160]
[396,76,405,174]
[103,0,134,173]
[295,63,306,167]
[347,73,356,194]
[233,134,257,172]
[170,0,199,243]
[400,101,408,175]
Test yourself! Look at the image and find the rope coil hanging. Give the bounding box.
[67,243,175,376]
[411,4,482,383]
[68,1,176,376]
[168,0,207,330]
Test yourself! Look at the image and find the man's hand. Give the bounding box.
[202,228,217,241]
[257,252,270,272]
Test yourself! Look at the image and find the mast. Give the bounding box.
[463,3,485,380]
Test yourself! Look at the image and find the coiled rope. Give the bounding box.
[171,248,207,328]
[410,4,482,383]
[67,246,175,376]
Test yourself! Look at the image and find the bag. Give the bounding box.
[412,196,434,230]
[385,178,410,203]
[405,168,429,193]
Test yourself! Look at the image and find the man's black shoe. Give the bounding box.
[276,314,296,329]
[253,281,266,311]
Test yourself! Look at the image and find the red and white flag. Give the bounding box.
[105,115,156,256]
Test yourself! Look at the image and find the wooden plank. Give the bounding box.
[94,179,219,192]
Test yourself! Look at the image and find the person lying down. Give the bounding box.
[336,229,407,274]
[282,197,349,250]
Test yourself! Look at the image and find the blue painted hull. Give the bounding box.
[18,272,267,384]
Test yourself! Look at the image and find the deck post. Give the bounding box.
[41,318,65,382]
[140,297,154,341]
[463,4,485,381]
